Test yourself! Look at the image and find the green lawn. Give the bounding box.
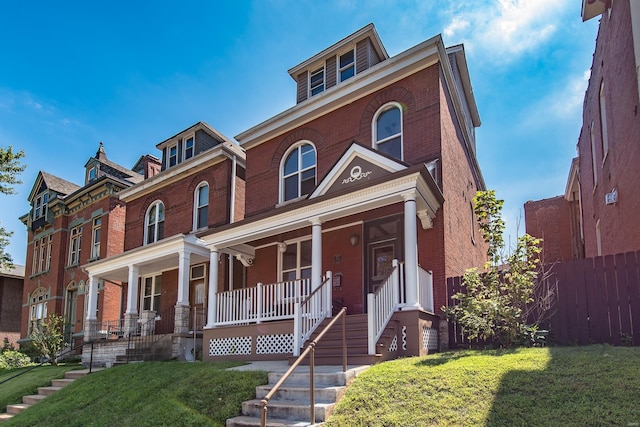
[0,364,83,413]
[327,345,640,427]
[2,361,267,427]
[3,346,639,427]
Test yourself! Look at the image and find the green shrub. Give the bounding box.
[0,350,34,369]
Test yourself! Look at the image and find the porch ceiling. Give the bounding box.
[82,234,210,282]
[200,164,443,251]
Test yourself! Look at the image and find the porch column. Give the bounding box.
[124,265,139,336]
[83,275,99,340]
[175,251,191,334]
[311,218,323,290]
[403,192,420,309]
[206,248,219,328]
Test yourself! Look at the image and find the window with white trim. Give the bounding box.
[33,192,49,220]
[194,183,209,230]
[46,234,52,271]
[145,201,165,245]
[68,225,82,266]
[338,49,355,82]
[141,275,162,312]
[87,166,97,182]
[309,66,325,97]
[32,238,39,275]
[281,143,316,202]
[184,135,195,160]
[91,217,102,259]
[29,287,48,333]
[590,121,598,187]
[280,239,312,281]
[374,103,403,160]
[168,144,178,168]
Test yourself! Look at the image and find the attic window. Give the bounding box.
[33,192,49,220]
[338,49,355,82]
[184,135,194,160]
[168,144,178,168]
[88,166,97,182]
[310,67,325,97]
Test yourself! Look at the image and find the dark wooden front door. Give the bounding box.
[364,215,403,311]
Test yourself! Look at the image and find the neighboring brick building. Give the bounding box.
[0,264,24,348]
[527,1,640,258]
[18,143,154,346]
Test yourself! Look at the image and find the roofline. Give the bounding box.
[287,23,389,79]
[156,121,238,150]
[118,142,245,202]
[565,157,580,200]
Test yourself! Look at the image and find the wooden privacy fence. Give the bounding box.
[446,250,640,347]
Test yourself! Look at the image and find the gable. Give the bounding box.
[311,142,406,198]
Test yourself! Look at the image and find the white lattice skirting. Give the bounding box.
[256,334,294,354]
[422,327,438,351]
[209,336,252,356]
[388,335,398,352]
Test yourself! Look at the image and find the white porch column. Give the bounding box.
[206,248,219,328]
[177,251,191,305]
[86,275,99,321]
[84,274,99,340]
[125,265,139,315]
[403,192,420,309]
[311,218,323,290]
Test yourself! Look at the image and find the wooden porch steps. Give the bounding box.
[0,368,97,423]
[226,365,369,427]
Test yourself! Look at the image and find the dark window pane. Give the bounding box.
[198,206,208,228]
[377,108,401,141]
[300,240,312,267]
[378,137,402,160]
[157,221,164,240]
[284,176,298,201]
[283,245,297,270]
[340,50,354,68]
[284,150,298,175]
[340,66,355,82]
[301,145,315,169]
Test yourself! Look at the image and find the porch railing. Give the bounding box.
[367,260,400,355]
[90,318,136,339]
[293,272,333,356]
[418,266,434,313]
[214,278,312,326]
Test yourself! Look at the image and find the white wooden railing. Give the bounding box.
[293,272,333,356]
[367,260,401,355]
[214,278,312,326]
[418,266,434,313]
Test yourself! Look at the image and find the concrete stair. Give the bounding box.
[0,368,95,423]
[226,365,368,427]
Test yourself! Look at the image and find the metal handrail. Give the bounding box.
[260,307,347,427]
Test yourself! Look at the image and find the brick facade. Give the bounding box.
[0,267,24,348]
[524,197,575,262]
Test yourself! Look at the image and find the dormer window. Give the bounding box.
[168,144,178,168]
[87,166,97,182]
[184,135,195,160]
[33,192,49,220]
[310,67,325,97]
[338,49,355,82]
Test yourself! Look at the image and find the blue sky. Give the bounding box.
[0,0,599,265]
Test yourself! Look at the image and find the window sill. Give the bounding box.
[88,256,100,263]
[29,270,50,280]
[66,263,81,270]
[276,195,308,209]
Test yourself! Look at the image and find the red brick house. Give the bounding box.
[82,122,246,363]
[196,24,487,363]
[0,264,24,348]
[526,1,640,259]
[18,144,153,347]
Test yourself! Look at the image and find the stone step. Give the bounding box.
[0,413,14,422]
[37,386,63,396]
[241,398,334,423]
[225,415,314,427]
[255,384,345,403]
[51,378,75,387]
[268,371,347,388]
[6,403,31,415]
[23,394,46,405]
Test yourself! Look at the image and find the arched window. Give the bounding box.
[373,103,403,160]
[281,142,316,202]
[145,201,165,245]
[194,182,209,230]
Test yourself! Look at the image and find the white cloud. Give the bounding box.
[441,0,571,62]
[549,69,591,118]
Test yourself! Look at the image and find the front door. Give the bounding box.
[364,216,403,311]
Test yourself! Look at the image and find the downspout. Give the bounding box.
[228,154,237,290]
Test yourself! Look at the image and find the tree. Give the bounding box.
[30,313,64,365]
[0,145,26,270]
[443,190,543,348]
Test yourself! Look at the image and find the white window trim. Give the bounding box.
[278,237,312,282]
[337,47,356,83]
[168,143,179,168]
[144,200,165,245]
[192,181,209,231]
[140,274,162,313]
[279,141,317,204]
[372,101,404,161]
[183,134,195,161]
[68,225,82,266]
[33,192,49,220]
[91,217,102,259]
[87,165,97,182]
[599,81,609,164]
[309,65,325,98]
[590,121,598,191]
